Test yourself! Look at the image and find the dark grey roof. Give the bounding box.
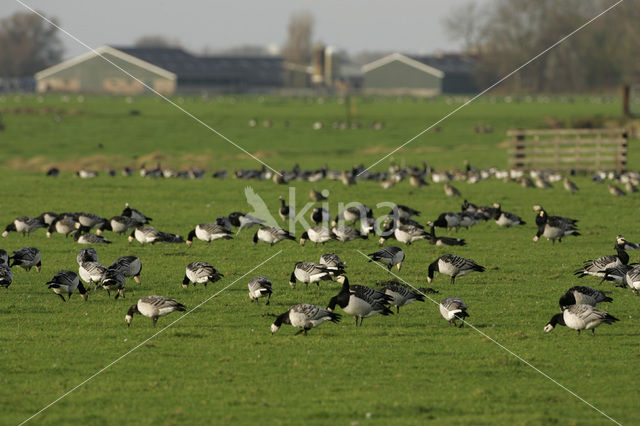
[410,54,476,75]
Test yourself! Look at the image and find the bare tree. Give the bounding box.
[133,35,180,48]
[0,11,63,78]
[282,10,313,65]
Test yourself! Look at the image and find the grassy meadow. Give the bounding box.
[0,94,638,425]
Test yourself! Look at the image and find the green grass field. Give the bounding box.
[1,94,638,425]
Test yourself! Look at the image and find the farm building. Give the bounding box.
[34,46,176,95]
[362,52,477,95]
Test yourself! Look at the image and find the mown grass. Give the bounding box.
[0,95,638,425]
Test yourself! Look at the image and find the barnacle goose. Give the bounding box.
[183,261,223,288]
[248,276,272,304]
[73,230,112,244]
[9,247,41,272]
[331,225,367,243]
[332,204,372,226]
[559,286,612,308]
[289,262,336,289]
[46,214,78,237]
[271,304,341,335]
[439,297,469,327]
[253,226,295,246]
[544,304,619,335]
[563,178,578,194]
[278,196,293,222]
[599,264,634,286]
[3,216,45,237]
[125,295,186,327]
[444,183,461,198]
[574,236,629,278]
[378,221,426,245]
[186,223,233,247]
[76,248,98,265]
[310,207,331,225]
[432,212,461,231]
[108,256,142,284]
[79,261,106,286]
[309,189,328,202]
[36,212,58,226]
[360,217,378,236]
[426,222,466,246]
[532,205,578,227]
[121,203,152,224]
[129,226,183,245]
[97,216,142,235]
[379,281,425,313]
[624,265,640,295]
[76,213,107,230]
[319,253,346,275]
[619,237,640,251]
[100,268,126,299]
[327,276,393,326]
[608,184,625,197]
[532,210,580,244]
[299,226,334,246]
[46,270,87,302]
[367,247,405,271]
[229,212,265,231]
[492,203,525,227]
[388,205,420,219]
[0,264,13,292]
[427,254,485,285]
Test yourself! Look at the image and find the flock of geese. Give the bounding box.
[2,184,637,336]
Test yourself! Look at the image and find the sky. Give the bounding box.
[2,0,480,59]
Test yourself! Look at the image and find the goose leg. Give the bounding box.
[294,329,304,336]
[57,294,66,302]
[451,275,456,285]
[265,294,270,305]
[152,317,158,327]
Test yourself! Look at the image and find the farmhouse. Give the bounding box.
[362,52,477,95]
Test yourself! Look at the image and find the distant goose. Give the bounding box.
[332,204,372,226]
[608,184,625,197]
[0,265,13,292]
[108,256,142,284]
[76,212,106,230]
[125,295,186,327]
[381,283,425,313]
[444,183,461,197]
[458,211,482,229]
[367,246,405,271]
[532,210,580,244]
[46,270,87,302]
[76,170,97,178]
[271,303,341,335]
[331,225,367,242]
[129,226,183,245]
[46,214,78,237]
[427,254,485,285]
[278,196,293,222]
[574,236,629,278]
[97,216,142,235]
[389,205,420,219]
[182,261,223,288]
[253,226,295,246]
[79,261,106,285]
[563,178,579,194]
[439,297,469,327]
[327,276,393,326]
[378,222,426,245]
[289,262,336,289]
[299,226,334,246]
[493,203,525,227]
[3,216,45,237]
[186,223,233,247]
[624,265,640,295]
[100,268,126,299]
[73,230,112,244]
[9,247,41,272]
[559,286,612,308]
[76,248,98,265]
[544,304,619,335]
[121,203,152,224]
[229,212,266,230]
[432,212,461,231]
[248,276,272,304]
[426,222,466,246]
[319,253,346,275]
[310,207,331,225]
[309,189,328,202]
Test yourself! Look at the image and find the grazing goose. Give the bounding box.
[125,295,186,327]
[128,226,183,245]
[79,261,106,285]
[574,236,629,278]
[253,226,295,246]
[108,256,142,284]
[46,270,87,302]
[310,207,331,225]
[46,214,78,237]
[229,212,265,230]
[100,268,126,299]
[37,212,58,226]
[182,261,223,288]
[121,203,152,224]
[360,217,378,236]
[299,226,334,246]
[331,225,367,243]
[76,212,107,230]
[378,222,426,246]
[97,216,142,235]
[599,264,634,286]
[367,247,405,271]
[278,196,293,222]
[380,282,425,313]
[493,203,525,227]
[559,286,612,308]
[186,223,233,247]
[289,262,336,289]
[426,222,466,246]
[544,304,619,335]
[439,297,469,327]
[444,183,461,198]
[319,253,346,275]
[432,212,461,231]
[9,247,41,272]
[76,248,98,265]
[427,254,485,285]
[309,189,328,202]
[624,265,640,295]
[532,210,580,244]
[248,276,272,304]
[332,204,372,226]
[0,265,13,292]
[73,230,112,244]
[608,184,625,197]
[271,304,341,335]
[327,276,393,326]
[388,205,420,219]
[3,216,45,237]
[563,178,578,194]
